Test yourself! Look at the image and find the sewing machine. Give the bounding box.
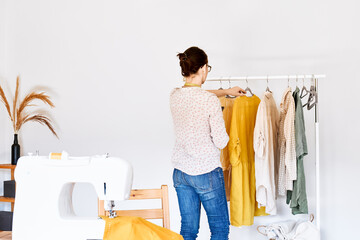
[12,154,133,240]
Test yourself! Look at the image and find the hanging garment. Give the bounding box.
[253,92,279,215]
[219,96,235,170]
[170,88,229,175]
[286,87,309,214]
[101,216,183,240]
[278,88,297,196]
[219,96,236,201]
[228,95,268,227]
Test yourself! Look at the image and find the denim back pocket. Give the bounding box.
[188,172,213,192]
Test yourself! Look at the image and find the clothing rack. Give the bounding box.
[206,74,326,81]
[206,74,325,236]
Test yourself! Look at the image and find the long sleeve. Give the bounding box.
[254,102,266,159]
[208,95,229,149]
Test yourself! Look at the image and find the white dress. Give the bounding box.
[253,92,279,215]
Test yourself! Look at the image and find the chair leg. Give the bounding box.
[161,185,170,229]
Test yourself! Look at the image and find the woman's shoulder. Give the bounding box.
[170,87,216,101]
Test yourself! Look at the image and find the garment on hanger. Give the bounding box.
[101,215,183,240]
[219,96,235,201]
[278,88,297,196]
[286,87,309,215]
[229,95,268,227]
[253,92,279,215]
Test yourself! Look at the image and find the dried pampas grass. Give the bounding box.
[0,76,58,138]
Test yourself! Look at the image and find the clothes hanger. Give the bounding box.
[265,75,272,93]
[218,78,226,111]
[307,78,318,110]
[245,76,254,96]
[303,77,318,110]
[225,77,236,98]
[303,85,318,110]
[287,75,290,89]
[296,75,299,90]
[218,77,223,90]
[300,75,309,99]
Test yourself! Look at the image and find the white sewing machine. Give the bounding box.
[12,154,133,240]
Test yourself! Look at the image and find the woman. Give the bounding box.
[170,46,246,240]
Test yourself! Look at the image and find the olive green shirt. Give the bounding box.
[286,87,309,215]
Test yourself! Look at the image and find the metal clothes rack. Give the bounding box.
[206,74,324,235]
[206,74,326,81]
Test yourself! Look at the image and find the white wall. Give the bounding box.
[0,0,359,239]
[0,0,11,203]
[0,0,5,155]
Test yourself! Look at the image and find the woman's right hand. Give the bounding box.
[226,87,246,97]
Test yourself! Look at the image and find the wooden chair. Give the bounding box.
[0,231,12,240]
[98,185,170,229]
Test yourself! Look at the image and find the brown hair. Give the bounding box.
[177,46,208,77]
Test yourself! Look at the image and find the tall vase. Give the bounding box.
[11,134,20,165]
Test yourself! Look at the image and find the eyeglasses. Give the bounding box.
[207,65,212,72]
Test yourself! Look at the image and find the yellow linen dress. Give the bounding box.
[101,216,183,240]
[228,95,268,227]
[219,96,236,201]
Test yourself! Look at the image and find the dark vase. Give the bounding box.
[11,134,20,165]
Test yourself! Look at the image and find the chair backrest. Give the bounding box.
[98,185,170,229]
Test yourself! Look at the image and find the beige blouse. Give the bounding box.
[278,88,297,196]
[253,92,279,215]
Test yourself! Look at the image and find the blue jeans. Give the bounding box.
[173,167,230,240]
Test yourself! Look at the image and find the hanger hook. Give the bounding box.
[246,76,248,87]
[311,74,315,86]
[267,75,269,87]
[288,75,290,87]
[303,75,305,86]
[228,77,231,88]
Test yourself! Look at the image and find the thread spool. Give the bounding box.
[49,152,62,160]
[49,151,69,160]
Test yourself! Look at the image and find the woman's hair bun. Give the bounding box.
[177,47,208,77]
[177,52,187,62]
